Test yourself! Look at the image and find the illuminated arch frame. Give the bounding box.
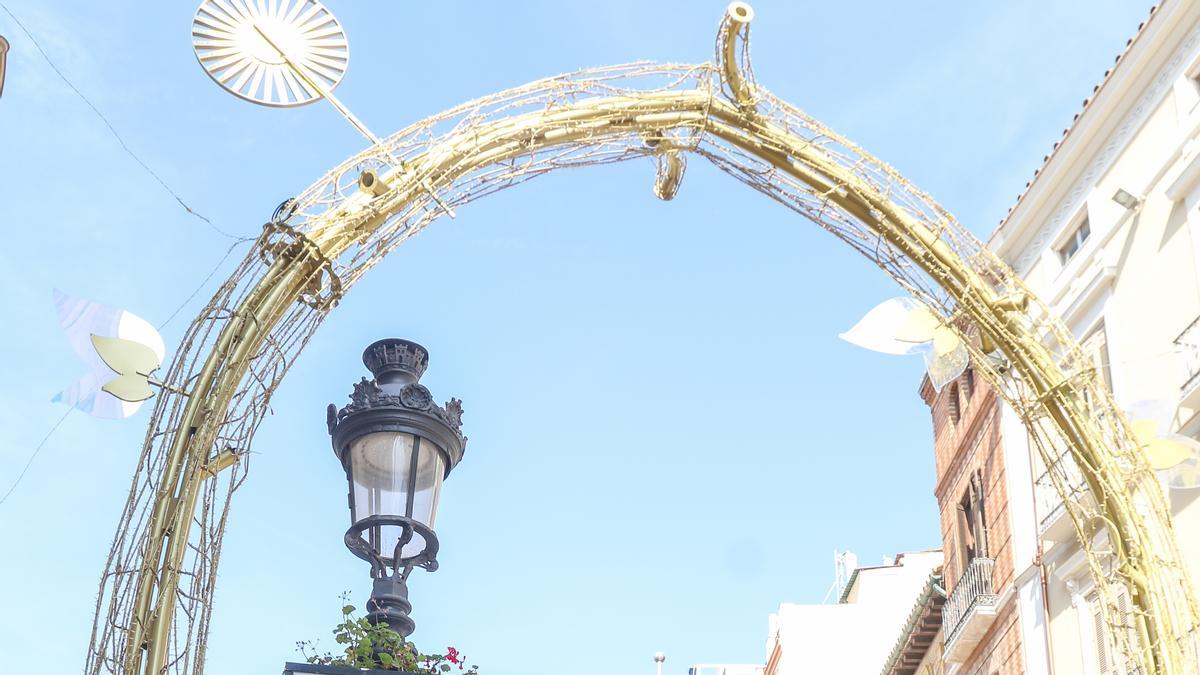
[87,6,1198,674]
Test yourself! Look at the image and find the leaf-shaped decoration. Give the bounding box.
[91,335,161,403]
[842,297,969,391]
[922,340,970,392]
[91,335,161,377]
[931,325,962,356]
[101,374,156,403]
[52,371,130,419]
[894,305,941,344]
[55,289,125,372]
[1133,420,1194,470]
[838,298,925,355]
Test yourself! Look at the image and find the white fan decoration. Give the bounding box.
[191,0,349,108]
[840,297,970,391]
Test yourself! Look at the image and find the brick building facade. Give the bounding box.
[921,370,1024,674]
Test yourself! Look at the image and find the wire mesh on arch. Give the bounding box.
[85,59,1198,674]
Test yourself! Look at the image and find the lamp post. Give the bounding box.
[326,338,467,639]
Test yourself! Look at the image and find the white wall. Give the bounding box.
[766,551,943,675]
[990,2,1200,671]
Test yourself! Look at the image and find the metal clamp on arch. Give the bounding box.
[257,220,344,311]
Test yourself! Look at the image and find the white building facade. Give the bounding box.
[989,1,1200,672]
[690,551,944,675]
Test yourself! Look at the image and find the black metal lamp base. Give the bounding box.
[343,515,440,640]
[367,574,415,638]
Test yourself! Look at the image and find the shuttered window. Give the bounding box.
[1082,324,1113,391]
[1088,584,1140,675]
[1089,589,1113,674]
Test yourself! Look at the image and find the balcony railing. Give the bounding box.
[943,557,999,649]
[1033,445,1087,532]
[1175,315,1200,393]
[688,665,764,675]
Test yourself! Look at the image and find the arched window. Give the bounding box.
[948,383,961,425]
[964,367,975,399]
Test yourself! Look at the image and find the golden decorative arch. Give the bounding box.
[86,5,1198,674]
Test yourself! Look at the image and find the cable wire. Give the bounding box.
[0,408,72,507]
[158,237,253,330]
[0,1,244,240]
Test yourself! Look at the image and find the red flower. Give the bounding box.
[446,648,460,665]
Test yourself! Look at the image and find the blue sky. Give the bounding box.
[0,2,1153,674]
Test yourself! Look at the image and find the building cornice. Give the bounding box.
[991,1,1200,274]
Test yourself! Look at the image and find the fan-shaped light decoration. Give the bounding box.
[52,290,166,419]
[840,297,969,391]
[191,0,349,108]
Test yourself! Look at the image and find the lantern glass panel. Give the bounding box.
[348,431,445,559]
[408,439,445,529]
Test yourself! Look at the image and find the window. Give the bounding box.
[964,368,975,399]
[1089,592,1112,674]
[955,470,988,571]
[1057,217,1092,263]
[1079,324,1113,418]
[1081,323,1113,392]
[947,383,961,425]
[1087,586,1137,675]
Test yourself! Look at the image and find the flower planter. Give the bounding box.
[282,662,420,675]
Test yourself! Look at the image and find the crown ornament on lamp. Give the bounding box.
[362,338,430,383]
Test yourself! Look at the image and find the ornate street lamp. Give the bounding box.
[326,338,466,638]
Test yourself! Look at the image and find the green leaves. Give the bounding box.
[297,594,482,673]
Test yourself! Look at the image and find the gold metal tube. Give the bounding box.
[119,64,1194,674]
[719,3,756,108]
[132,94,717,672]
[143,259,313,674]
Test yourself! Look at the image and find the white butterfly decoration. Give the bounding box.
[839,297,970,392]
[52,289,166,419]
[1125,400,1200,490]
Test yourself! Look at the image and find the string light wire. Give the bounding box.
[0,1,243,240]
